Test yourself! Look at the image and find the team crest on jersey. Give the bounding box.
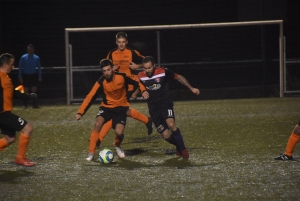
[155,78,161,83]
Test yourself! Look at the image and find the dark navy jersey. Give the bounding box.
[138,67,178,110]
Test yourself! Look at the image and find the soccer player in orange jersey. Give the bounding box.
[76,59,146,160]
[0,53,37,166]
[274,123,300,160]
[139,56,200,158]
[95,32,153,148]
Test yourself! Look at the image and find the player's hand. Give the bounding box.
[129,62,140,70]
[141,91,149,99]
[30,93,38,99]
[113,65,120,71]
[75,114,82,120]
[19,78,23,84]
[38,78,42,82]
[191,88,200,95]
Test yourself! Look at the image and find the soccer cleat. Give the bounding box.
[86,153,94,161]
[115,146,125,158]
[146,117,153,135]
[274,153,293,160]
[181,149,189,159]
[15,157,36,167]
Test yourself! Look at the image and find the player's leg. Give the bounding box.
[22,73,30,109]
[31,86,39,108]
[274,123,300,160]
[112,107,128,158]
[151,110,179,154]
[31,74,39,108]
[127,108,153,135]
[0,126,16,151]
[0,112,35,166]
[15,122,36,166]
[164,108,189,158]
[86,108,107,161]
[96,119,113,147]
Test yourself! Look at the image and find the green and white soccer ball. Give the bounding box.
[99,148,114,164]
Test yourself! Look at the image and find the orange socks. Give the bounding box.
[285,132,300,156]
[16,133,30,159]
[0,138,9,151]
[98,120,113,141]
[89,130,99,153]
[129,108,148,124]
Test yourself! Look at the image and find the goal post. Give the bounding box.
[65,20,284,105]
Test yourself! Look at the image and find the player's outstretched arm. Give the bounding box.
[177,74,200,95]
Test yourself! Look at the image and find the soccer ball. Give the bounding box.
[99,148,114,164]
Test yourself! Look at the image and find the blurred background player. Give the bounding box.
[18,44,42,109]
[76,59,146,160]
[95,32,152,148]
[274,123,300,160]
[0,53,37,166]
[139,56,200,158]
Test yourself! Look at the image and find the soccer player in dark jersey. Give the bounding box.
[138,56,200,158]
[274,123,300,160]
[0,53,37,166]
[76,59,146,161]
[95,32,152,149]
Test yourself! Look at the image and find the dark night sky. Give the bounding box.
[0,0,299,67]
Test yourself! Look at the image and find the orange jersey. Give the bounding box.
[77,72,146,115]
[0,71,14,112]
[106,47,144,77]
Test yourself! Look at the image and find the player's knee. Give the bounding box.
[22,123,33,136]
[293,124,300,135]
[5,135,16,144]
[162,132,171,139]
[167,122,176,130]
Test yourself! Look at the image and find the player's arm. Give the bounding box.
[176,74,200,95]
[76,81,101,120]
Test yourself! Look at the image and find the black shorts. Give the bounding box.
[149,107,175,134]
[96,106,129,129]
[0,112,28,137]
[22,73,38,88]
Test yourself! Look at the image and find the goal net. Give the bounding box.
[65,20,284,105]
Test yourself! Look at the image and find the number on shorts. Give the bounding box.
[168,109,173,117]
[18,118,24,125]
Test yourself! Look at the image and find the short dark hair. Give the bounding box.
[116,32,128,40]
[99,59,113,69]
[27,44,34,48]
[142,56,155,65]
[0,53,14,67]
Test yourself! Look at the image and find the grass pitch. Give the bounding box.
[1,97,300,200]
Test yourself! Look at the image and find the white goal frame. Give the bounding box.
[65,20,284,105]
